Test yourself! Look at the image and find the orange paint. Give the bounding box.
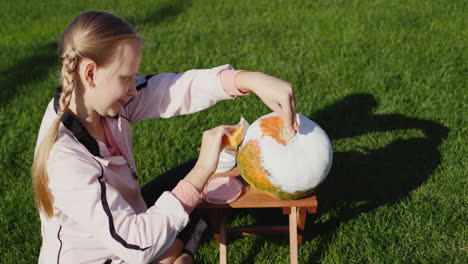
[237,140,278,192]
[260,116,287,145]
[238,140,312,200]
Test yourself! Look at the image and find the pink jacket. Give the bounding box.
[35,64,246,264]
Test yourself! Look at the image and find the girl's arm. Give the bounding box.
[47,150,191,263]
[234,71,300,133]
[123,64,299,133]
[123,64,246,122]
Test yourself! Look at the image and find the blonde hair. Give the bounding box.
[32,10,139,217]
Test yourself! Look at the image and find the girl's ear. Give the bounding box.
[79,59,97,88]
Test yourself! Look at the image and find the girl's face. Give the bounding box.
[90,39,142,117]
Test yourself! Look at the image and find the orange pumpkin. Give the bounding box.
[237,113,333,200]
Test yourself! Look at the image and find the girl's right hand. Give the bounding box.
[184,125,237,191]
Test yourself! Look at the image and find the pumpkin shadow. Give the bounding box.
[300,93,449,263]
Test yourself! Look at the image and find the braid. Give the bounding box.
[59,48,78,116]
[31,48,79,217]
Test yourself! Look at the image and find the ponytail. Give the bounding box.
[31,118,62,217]
[32,48,78,217]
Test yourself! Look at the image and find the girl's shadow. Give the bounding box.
[302,93,449,262]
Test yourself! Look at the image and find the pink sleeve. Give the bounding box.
[219,69,250,98]
[47,153,190,263]
[126,64,243,122]
[171,180,202,214]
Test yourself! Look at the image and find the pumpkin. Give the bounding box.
[222,117,249,148]
[237,112,333,200]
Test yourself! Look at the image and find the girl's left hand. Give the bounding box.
[235,71,300,133]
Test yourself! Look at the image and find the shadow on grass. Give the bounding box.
[0,42,58,109]
[125,0,192,29]
[308,93,448,263]
[299,93,448,262]
[2,1,192,109]
[313,93,448,202]
[204,93,448,263]
[153,93,448,262]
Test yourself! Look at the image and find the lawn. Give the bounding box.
[0,0,466,263]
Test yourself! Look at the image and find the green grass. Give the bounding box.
[0,0,466,263]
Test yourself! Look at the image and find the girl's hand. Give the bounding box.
[235,72,300,133]
[184,125,236,191]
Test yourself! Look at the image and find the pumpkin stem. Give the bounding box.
[279,127,296,143]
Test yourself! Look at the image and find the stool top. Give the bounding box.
[199,167,318,209]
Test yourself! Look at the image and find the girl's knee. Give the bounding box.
[173,252,193,264]
[153,239,184,264]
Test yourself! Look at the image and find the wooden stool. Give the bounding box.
[199,168,318,264]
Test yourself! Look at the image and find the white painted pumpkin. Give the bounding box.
[237,112,333,200]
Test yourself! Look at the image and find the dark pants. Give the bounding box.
[140,159,200,243]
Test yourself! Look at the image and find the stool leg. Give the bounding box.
[207,208,222,244]
[219,213,228,264]
[297,207,308,246]
[289,207,298,264]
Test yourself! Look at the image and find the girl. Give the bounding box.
[32,10,299,264]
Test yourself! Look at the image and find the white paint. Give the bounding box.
[239,116,249,140]
[239,113,333,193]
[215,149,236,173]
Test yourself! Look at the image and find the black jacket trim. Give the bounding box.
[54,87,102,157]
[123,98,135,108]
[96,163,151,251]
[123,75,155,108]
[120,114,130,122]
[136,74,155,91]
[57,225,63,264]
